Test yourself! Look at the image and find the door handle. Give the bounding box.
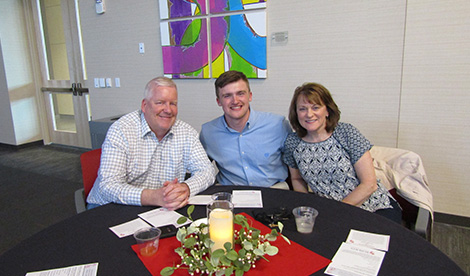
[41,83,88,96]
[72,83,78,96]
[75,83,88,96]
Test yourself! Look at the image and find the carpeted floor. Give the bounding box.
[0,143,468,275]
[0,143,87,255]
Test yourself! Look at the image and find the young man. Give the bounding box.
[87,77,215,210]
[200,71,292,188]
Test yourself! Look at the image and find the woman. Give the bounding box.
[283,82,402,223]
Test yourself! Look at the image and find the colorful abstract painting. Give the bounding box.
[159,0,266,79]
[210,0,266,13]
[159,0,207,19]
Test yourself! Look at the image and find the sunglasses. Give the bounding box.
[253,207,293,228]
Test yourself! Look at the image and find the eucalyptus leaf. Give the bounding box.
[253,248,264,256]
[242,240,253,251]
[234,214,245,224]
[265,234,277,241]
[242,220,250,229]
[187,205,195,219]
[210,255,220,267]
[176,216,188,225]
[220,255,231,266]
[233,259,244,268]
[201,225,209,235]
[205,259,214,270]
[251,229,260,239]
[184,236,196,248]
[186,226,197,235]
[176,228,187,242]
[160,267,175,276]
[175,247,185,256]
[226,249,238,261]
[224,242,232,251]
[204,237,214,248]
[225,267,234,276]
[212,249,225,258]
[265,245,279,256]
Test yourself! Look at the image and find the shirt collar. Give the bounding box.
[222,108,254,133]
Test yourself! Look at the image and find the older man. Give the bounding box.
[87,77,215,210]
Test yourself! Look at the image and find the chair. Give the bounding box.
[75,148,102,213]
[370,146,433,240]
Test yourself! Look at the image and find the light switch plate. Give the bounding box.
[99,78,106,88]
[106,78,112,88]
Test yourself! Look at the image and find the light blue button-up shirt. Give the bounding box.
[200,109,292,187]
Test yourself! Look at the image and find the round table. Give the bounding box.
[0,186,466,275]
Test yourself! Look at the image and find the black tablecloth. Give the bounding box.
[0,186,466,275]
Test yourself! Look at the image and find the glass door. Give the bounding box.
[32,0,91,148]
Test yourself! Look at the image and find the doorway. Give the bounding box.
[31,0,91,148]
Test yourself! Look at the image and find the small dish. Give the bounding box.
[190,218,208,228]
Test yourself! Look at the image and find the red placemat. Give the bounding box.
[132,213,331,276]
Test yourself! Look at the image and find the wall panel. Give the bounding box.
[400,0,470,215]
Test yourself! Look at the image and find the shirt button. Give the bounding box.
[245,166,248,169]
[242,151,245,154]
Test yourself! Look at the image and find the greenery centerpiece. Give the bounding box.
[160,206,290,276]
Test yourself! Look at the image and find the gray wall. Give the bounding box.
[0,1,468,217]
[77,1,470,217]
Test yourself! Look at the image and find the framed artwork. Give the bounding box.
[159,0,267,79]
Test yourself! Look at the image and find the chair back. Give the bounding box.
[370,146,433,214]
[370,146,433,239]
[388,188,419,226]
[80,148,102,199]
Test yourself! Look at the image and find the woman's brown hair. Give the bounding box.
[288,82,341,138]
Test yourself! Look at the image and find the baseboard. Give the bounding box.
[434,212,470,228]
[0,140,44,150]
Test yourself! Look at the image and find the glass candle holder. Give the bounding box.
[207,200,234,252]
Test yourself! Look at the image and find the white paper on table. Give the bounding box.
[26,263,98,276]
[188,195,212,205]
[325,243,386,276]
[232,190,263,208]
[346,229,390,251]
[109,218,152,238]
[138,207,191,228]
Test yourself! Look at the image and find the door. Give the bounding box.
[32,0,91,148]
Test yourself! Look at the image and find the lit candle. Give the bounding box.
[209,208,233,251]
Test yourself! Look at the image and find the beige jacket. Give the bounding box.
[370,146,433,218]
